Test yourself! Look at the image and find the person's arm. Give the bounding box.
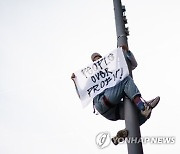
[71,73,80,98]
[121,45,138,70]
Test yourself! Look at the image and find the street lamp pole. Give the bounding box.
[113,0,144,153]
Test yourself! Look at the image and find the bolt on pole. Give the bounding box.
[113,0,144,153]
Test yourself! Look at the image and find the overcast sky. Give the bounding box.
[0,0,180,154]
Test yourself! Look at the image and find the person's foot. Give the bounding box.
[146,96,160,108]
[141,105,152,119]
[141,96,160,119]
[112,129,128,145]
[117,129,128,138]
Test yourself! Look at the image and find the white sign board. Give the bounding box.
[74,48,129,108]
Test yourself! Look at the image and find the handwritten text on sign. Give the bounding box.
[74,48,129,108]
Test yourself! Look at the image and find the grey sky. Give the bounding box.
[0,0,180,153]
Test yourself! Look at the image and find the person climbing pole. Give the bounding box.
[71,45,160,144]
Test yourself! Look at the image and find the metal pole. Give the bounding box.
[113,0,144,153]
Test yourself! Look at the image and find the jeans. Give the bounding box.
[93,76,147,126]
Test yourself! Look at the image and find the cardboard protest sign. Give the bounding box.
[74,48,129,108]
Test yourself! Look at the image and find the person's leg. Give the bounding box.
[103,80,125,105]
[133,95,145,110]
[123,76,141,101]
[103,76,149,117]
[123,76,160,118]
[97,105,123,121]
[103,76,143,110]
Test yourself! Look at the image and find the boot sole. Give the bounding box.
[111,129,128,145]
[151,96,160,108]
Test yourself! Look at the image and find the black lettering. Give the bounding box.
[104,77,112,86]
[116,69,120,78]
[108,53,114,61]
[87,84,100,96]
[93,85,100,93]
[99,71,106,78]
[113,74,116,81]
[81,68,88,78]
[87,87,93,97]
[100,80,105,88]
[91,76,96,83]
[92,63,98,71]
[95,72,100,80]
[112,69,120,81]
[87,66,93,75]
[97,58,103,69]
[120,68,123,79]
[103,57,109,65]
[104,68,113,76]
